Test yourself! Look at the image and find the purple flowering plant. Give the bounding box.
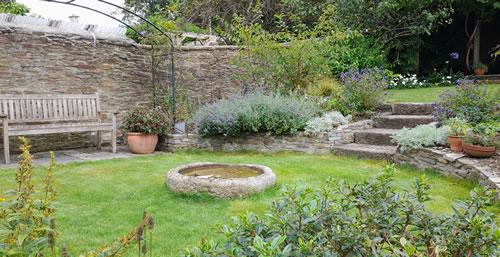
[433,80,495,124]
[332,68,387,116]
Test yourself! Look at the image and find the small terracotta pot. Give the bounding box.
[127,132,158,154]
[463,143,496,158]
[474,68,486,76]
[447,135,464,152]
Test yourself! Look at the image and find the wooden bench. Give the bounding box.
[0,94,117,164]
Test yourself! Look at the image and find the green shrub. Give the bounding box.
[445,117,470,137]
[193,92,320,137]
[391,124,448,152]
[184,166,499,257]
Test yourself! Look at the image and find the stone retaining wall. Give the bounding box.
[394,148,499,190]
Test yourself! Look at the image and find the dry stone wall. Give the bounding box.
[0,26,242,152]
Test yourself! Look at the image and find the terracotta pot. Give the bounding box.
[447,135,464,152]
[463,143,496,158]
[474,68,486,76]
[127,132,158,154]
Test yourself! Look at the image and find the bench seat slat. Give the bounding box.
[8,122,114,136]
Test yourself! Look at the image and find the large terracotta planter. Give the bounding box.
[127,132,158,154]
[474,68,486,76]
[463,143,496,158]
[447,135,464,152]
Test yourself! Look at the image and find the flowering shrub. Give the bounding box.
[388,74,424,89]
[193,92,320,137]
[304,111,351,136]
[391,124,448,152]
[433,80,495,124]
[121,106,169,134]
[329,68,387,117]
[185,166,499,257]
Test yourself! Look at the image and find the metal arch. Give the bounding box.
[40,0,178,129]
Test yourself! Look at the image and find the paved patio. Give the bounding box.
[0,146,156,169]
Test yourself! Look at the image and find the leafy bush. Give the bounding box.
[445,117,470,137]
[391,124,448,152]
[0,138,155,257]
[304,111,351,136]
[193,92,320,137]
[121,105,170,134]
[0,1,29,15]
[326,68,387,117]
[434,80,495,124]
[465,122,499,147]
[184,166,499,257]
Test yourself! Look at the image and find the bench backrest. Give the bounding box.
[0,94,101,123]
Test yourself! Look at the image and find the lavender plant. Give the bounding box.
[434,80,496,124]
[193,92,320,137]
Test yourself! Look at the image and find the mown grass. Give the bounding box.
[385,83,500,103]
[0,150,498,256]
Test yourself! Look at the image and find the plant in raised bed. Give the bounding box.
[445,117,470,152]
[391,124,448,152]
[122,106,169,154]
[463,122,498,158]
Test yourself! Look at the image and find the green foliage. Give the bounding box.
[193,92,320,137]
[433,80,496,124]
[473,61,488,71]
[121,105,170,134]
[304,111,350,136]
[0,1,29,15]
[465,122,499,147]
[184,166,499,256]
[0,138,156,257]
[0,138,57,256]
[445,117,470,137]
[232,32,330,94]
[324,68,387,117]
[391,124,449,152]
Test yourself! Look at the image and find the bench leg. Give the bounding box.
[2,119,9,164]
[111,114,117,153]
[96,131,102,150]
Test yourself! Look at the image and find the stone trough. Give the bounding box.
[166,162,276,198]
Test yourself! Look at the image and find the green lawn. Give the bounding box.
[385,83,500,103]
[0,151,498,256]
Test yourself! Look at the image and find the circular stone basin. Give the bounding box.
[166,162,276,198]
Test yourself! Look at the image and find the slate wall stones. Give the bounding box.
[0,26,242,152]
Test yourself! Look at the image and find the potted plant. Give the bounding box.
[445,118,470,152]
[472,62,488,76]
[122,106,169,154]
[463,123,497,158]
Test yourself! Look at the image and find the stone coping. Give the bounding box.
[166,162,276,198]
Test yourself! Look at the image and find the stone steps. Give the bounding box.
[331,143,397,160]
[373,115,435,129]
[354,128,399,146]
[392,103,434,115]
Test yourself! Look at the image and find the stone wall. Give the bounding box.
[394,148,499,190]
[0,26,242,152]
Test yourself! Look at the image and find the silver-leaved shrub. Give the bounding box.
[304,111,351,136]
[391,124,448,152]
[193,92,320,137]
[184,166,498,257]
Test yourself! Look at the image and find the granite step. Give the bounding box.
[373,115,435,129]
[331,143,397,160]
[354,128,399,146]
[391,103,435,115]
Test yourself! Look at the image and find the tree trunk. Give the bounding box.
[472,19,481,67]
